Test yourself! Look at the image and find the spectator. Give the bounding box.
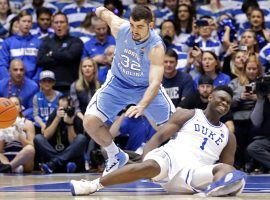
[259,42,270,72]
[194,51,231,88]
[62,0,95,28]
[8,14,19,36]
[30,7,54,40]
[21,0,58,30]
[162,49,194,107]
[247,83,270,173]
[185,16,222,56]
[0,59,39,119]
[104,0,124,17]
[0,0,16,38]
[0,10,41,82]
[33,70,62,134]
[98,45,115,84]
[179,74,235,134]
[154,0,176,27]
[0,96,35,173]
[82,16,115,66]
[34,95,88,173]
[37,12,84,95]
[229,53,263,170]
[70,57,100,122]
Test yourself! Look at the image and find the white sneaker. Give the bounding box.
[14,165,23,173]
[70,179,100,196]
[103,149,129,176]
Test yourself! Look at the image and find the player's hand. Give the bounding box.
[125,105,145,118]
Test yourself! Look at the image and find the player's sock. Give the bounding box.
[104,142,119,157]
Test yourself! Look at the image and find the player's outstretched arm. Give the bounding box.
[219,132,237,165]
[142,108,195,158]
[95,7,127,38]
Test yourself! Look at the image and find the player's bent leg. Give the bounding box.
[204,164,246,197]
[70,160,161,196]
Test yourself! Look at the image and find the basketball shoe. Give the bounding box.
[204,170,246,197]
[70,178,103,196]
[102,149,129,176]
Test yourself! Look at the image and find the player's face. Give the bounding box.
[130,18,151,41]
[198,84,213,99]
[209,91,232,116]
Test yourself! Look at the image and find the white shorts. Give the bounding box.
[144,148,220,194]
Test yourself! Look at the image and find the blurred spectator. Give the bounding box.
[98,45,115,84]
[194,51,231,88]
[21,0,58,30]
[229,53,263,169]
[70,12,95,43]
[8,15,19,36]
[104,0,124,17]
[33,70,62,134]
[62,0,95,28]
[259,42,270,72]
[154,0,176,27]
[34,95,88,173]
[179,74,235,134]
[247,87,270,173]
[37,12,84,95]
[185,16,222,56]
[123,0,157,19]
[0,59,39,119]
[162,49,194,107]
[173,4,195,44]
[0,0,16,38]
[70,57,100,122]
[0,11,41,82]
[30,7,54,40]
[223,45,248,79]
[82,16,115,65]
[0,96,35,173]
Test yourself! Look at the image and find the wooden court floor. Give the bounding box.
[0,173,269,200]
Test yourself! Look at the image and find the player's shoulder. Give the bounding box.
[172,108,195,123]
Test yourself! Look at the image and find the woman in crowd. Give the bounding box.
[229,54,263,170]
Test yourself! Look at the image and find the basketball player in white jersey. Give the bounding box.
[71,86,246,196]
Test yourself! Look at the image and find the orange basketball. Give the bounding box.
[0,98,18,128]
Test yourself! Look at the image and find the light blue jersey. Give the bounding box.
[112,23,164,87]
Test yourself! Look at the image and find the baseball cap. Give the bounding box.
[198,75,213,85]
[39,70,55,81]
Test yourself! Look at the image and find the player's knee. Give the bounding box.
[83,115,102,134]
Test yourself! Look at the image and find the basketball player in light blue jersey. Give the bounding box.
[71,86,246,197]
[82,5,175,176]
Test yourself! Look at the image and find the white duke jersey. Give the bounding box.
[161,109,229,179]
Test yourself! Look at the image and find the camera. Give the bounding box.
[256,74,270,96]
[63,106,75,117]
[238,45,247,51]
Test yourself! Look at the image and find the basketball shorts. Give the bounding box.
[85,72,175,125]
[144,148,220,193]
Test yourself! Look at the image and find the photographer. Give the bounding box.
[247,75,270,173]
[34,95,87,173]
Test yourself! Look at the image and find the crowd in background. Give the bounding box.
[0,0,270,174]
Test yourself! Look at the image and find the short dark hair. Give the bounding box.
[53,11,68,23]
[37,7,52,18]
[130,5,153,24]
[212,85,233,98]
[165,49,178,61]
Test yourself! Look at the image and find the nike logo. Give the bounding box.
[105,159,119,172]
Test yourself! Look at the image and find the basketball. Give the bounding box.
[0,98,18,129]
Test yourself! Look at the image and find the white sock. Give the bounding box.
[94,178,104,191]
[104,142,119,157]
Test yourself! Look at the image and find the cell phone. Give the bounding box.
[245,85,253,93]
[238,45,248,51]
[196,19,209,27]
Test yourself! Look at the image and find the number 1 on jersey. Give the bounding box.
[200,138,208,150]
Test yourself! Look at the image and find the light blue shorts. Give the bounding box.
[85,73,175,125]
